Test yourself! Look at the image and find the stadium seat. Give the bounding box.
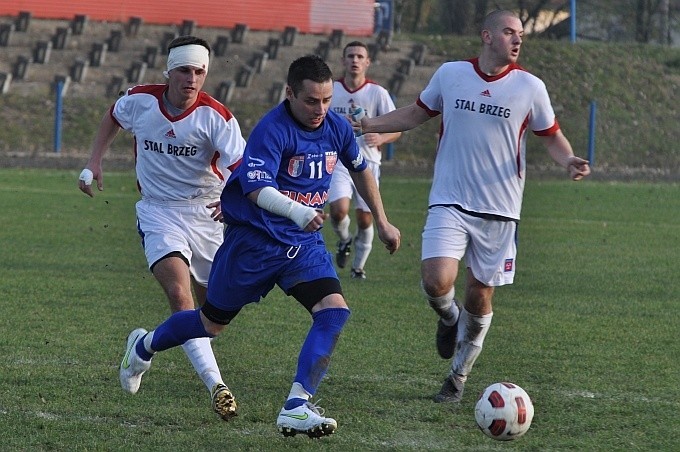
[126,17,143,37]
[231,23,249,44]
[0,72,11,94]
[52,74,71,96]
[33,40,52,64]
[160,31,177,53]
[269,81,286,104]
[329,29,344,49]
[179,20,195,36]
[376,29,391,50]
[71,14,88,36]
[108,30,123,52]
[410,43,427,65]
[107,75,125,97]
[236,65,254,87]
[388,72,405,96]
[143,46,159,68]
[12,55,29,80]
[250,51,268,73]
[0,23,13,47]
[52,27,71,50]
[266,38,280,60]
[213,35,230,57]
[281,26,298,46]
[314,40,330,60]
[127,61,147,83]
[70,58,89,82]
[15,11,31,32]
[397,58,415,76]
[214,80,235,104]
[89,42,107,67]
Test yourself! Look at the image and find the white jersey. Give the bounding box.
[418,58,559,220]
[112,84,245,202]
[330,78,396,164]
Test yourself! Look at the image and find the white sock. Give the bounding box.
[451,308,493,378]
[333,215,351,244]
[286,382,312,402]
[181,337,224,392]
[352,225,374,270]
[423,283,458,323]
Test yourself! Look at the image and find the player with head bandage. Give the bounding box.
[78,36,246,421]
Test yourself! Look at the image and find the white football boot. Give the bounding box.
[119,328,151,394]
[277,400,337,438]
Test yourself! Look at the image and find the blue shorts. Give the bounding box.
[206,225,339,311]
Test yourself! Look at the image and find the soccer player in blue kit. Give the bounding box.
[119,55,401,438]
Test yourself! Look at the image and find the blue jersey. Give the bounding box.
[221,101,367,245]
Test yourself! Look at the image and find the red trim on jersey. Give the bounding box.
[108,104,123,128]
[416,97,441,117]
[132,135,142,193]
[228,157,242,172]
[211,152,224,180]
[534,120,561,136]
[517,115,530,179]
[336,77,379,94]
[468,57,525,82]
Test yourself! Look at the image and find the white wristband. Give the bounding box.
[79,169,94,185]
[256,186,318,230]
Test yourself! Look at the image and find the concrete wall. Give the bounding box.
[0,0,376,35]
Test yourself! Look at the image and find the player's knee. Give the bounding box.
[420,278,454,299]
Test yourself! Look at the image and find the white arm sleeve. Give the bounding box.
[256,186,318,230]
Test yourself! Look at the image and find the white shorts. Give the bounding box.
[421,205,517,287]
[328,160,380,212]
[135,198,224,287]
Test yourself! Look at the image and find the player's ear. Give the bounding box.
[285,85,294,100]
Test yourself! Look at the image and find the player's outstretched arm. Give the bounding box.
[357,102,431,135]
[78,111,121,197]
[541,130,591,181]
[350,170,401,254]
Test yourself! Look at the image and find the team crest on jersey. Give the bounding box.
[288,155,305,177]
[164,129,176,139]
[325,152,338,173]
[504,258,514,272]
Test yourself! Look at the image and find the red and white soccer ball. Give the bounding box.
[474,382,534,441]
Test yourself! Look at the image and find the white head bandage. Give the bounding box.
[163,44,210,78]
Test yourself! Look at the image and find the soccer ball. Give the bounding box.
[474,382,534,441]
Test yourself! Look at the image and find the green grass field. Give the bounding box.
[1,168,678,451]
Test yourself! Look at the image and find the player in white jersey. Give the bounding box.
[328,41,401,279]
[78,35,245,420]
[356,10,590,403]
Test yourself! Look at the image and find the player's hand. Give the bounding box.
[206,201,224,222]
[361,132,381,147]
[303,209,328,232]
[78,167,103,197]
[377,223,401,254]
[567,156,591,181]
[347,106,366,136]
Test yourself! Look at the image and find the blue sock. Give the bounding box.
[283,397,307,410]
[136,336,154,361]
[149,308,213,352]
[294,307,351,395]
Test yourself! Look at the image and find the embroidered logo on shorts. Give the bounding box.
[504,258,514,272]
